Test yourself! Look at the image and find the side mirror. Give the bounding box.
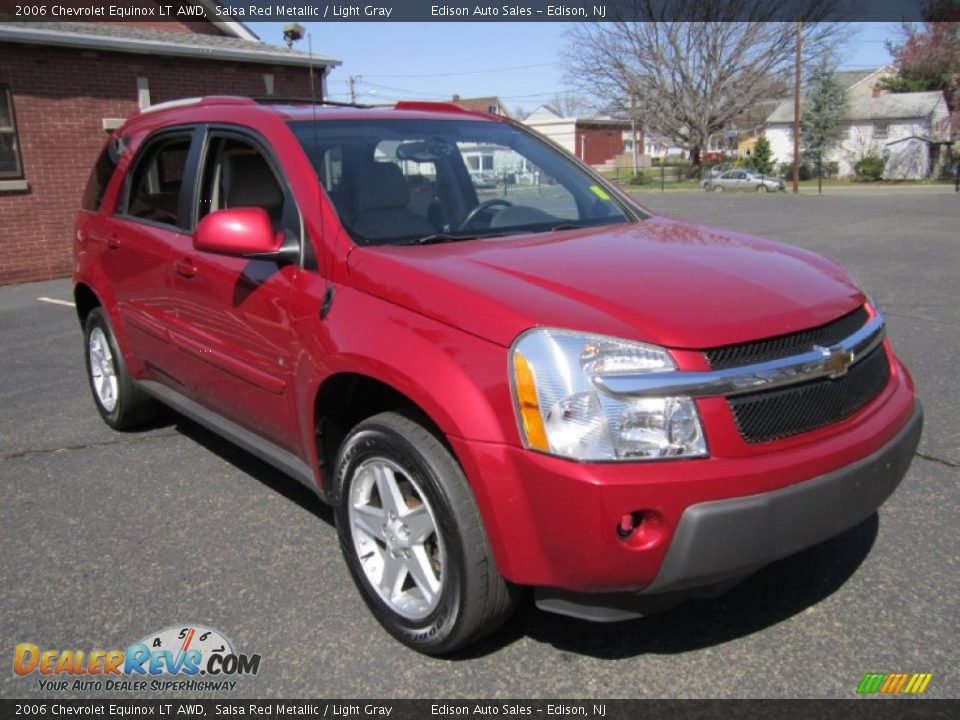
[193,207,288,259]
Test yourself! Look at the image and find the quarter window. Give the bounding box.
[82,137,127,212]
[0,85,23,179]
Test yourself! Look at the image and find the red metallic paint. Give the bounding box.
[193,207,281,257]
[74,98,918,593]
[347,217,864,350]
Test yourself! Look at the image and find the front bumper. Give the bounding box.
[449,353,919,596]
[535,402,922,621]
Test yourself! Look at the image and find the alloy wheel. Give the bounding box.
[347,456,445,620]
[88,327,118,412]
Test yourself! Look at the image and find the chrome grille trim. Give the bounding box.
[593,311,886,399]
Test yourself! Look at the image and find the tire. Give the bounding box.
[756,185,768,193]
[83,307,158,430]
[333,410,517,655]
[713,186,724,193]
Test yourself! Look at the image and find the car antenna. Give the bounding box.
[308,32,335,320]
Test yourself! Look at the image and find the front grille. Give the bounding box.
[705,306,870,369]
[728,345,891,443]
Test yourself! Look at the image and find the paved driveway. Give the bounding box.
[1,187,957,699]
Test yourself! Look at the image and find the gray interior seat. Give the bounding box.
[352,162,435,242]
[222,153,284,229]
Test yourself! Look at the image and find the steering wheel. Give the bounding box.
[459,198,513,231]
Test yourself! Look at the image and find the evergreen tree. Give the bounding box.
[801,59,848,164]
[748,134,775,175]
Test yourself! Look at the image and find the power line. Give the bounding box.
[363,62,559,79]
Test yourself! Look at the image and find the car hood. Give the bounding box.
[345,217,864,349]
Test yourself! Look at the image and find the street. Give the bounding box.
[1,187,957,699]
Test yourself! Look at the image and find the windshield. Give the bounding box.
[289,118,639,246]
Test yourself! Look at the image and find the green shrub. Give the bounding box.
[854,156,885,181]
[747,135,775,175]
[821,161,840,178]
[778,161,812,181]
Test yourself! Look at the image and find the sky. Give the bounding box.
[247,22,905,115]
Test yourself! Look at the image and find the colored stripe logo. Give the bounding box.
[857,672,933,694]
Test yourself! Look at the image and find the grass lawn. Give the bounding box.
[606,176,956,193]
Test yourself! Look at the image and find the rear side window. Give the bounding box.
[124,134,192,227]
[81,137,127,212]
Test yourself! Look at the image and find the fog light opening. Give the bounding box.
[617,510,667,549]
[617,512,643,540]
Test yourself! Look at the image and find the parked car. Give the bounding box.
[703,169,785,192]
[470,172,497,189]
[75,96,921,655]
[705,162,734,179]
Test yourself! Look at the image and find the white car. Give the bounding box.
[703,169,784,193]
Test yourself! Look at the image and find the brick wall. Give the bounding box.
[577,127,628,166]
[0,44,316,285]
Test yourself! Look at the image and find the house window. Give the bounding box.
[0,85,24,179]
[874,122,889,140]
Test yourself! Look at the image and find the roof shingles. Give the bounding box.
[0,20,339,66]
[766,91,946,124]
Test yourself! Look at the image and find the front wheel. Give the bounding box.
[333,411,517,655]
[84,308,158,429]
[713,186,724,193]
[756,185,768,193]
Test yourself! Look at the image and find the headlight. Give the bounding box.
[510,328,707,461]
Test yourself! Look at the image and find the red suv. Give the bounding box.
[74,97,921,654]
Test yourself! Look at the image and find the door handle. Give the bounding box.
[106,235,121,250]
[174,258,197,278]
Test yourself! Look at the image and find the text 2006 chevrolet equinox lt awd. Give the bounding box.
[74,97,922,654]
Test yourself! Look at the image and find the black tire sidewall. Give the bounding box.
[83,308,126,427]
[334,422,467,652]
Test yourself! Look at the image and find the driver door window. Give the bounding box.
[197,135,301,246]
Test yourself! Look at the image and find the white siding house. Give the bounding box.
[523,105,578,154]
[765,91,951,178]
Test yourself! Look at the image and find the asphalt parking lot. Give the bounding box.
[1,187,957,699]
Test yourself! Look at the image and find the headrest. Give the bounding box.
[223,153,284,211]
[356,162,410,211]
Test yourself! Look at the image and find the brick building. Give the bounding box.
[522,104,637,167]
[0,3,339,284]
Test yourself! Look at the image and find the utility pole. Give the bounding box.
[792,20,802,194]
[348,75,360,104]
[630,94,640,176]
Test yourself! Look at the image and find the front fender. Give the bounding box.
[295,284,518,452]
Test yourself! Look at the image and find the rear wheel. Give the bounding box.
[84,308,158,429]
[334,411,517,655]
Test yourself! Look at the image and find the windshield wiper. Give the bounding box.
[398,233,479,246]
[399,231,519,246]
[550,224,587,231]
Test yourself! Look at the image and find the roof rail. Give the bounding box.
[251,96,374,109]
[393,100,501,118]
[138,96,256,115]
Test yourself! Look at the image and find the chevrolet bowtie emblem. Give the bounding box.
[816,345,855,379]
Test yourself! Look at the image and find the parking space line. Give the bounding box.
[38,297,75,308]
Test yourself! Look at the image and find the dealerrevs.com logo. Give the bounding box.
[13,625,261,692]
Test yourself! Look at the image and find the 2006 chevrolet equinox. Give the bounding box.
[74,96,922,654]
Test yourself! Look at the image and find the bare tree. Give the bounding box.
[546,92,595,118]
[565,0,848,167]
